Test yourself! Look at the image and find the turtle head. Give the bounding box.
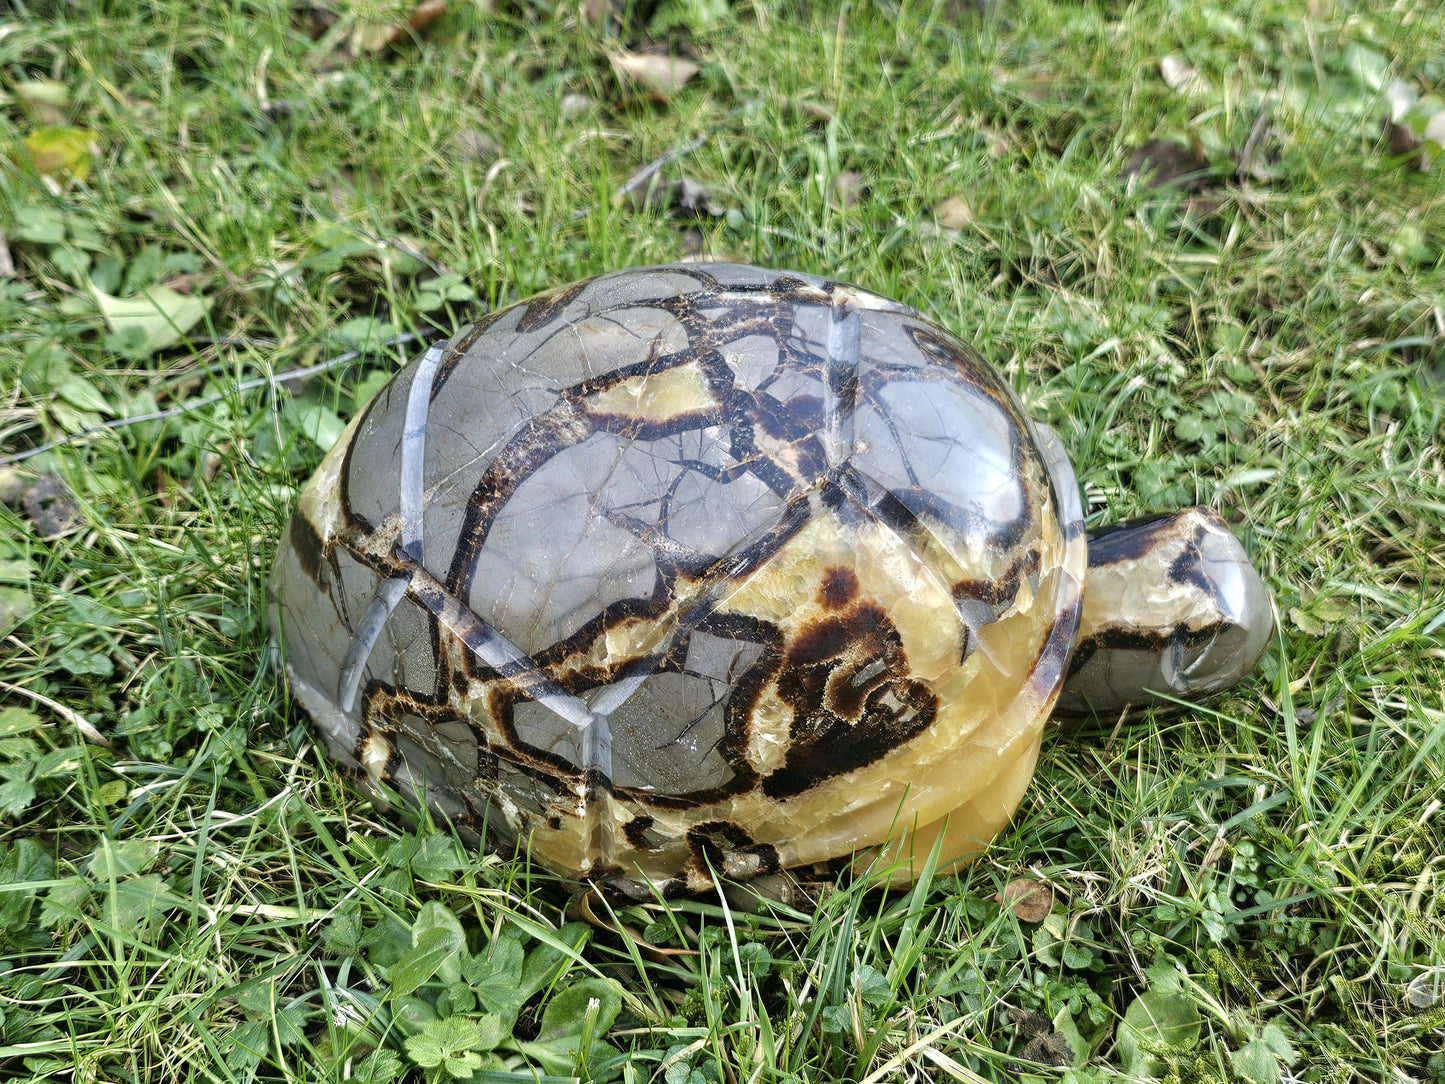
[1051,506,1273,719]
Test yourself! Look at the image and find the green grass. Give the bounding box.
[1,0,1443,1081]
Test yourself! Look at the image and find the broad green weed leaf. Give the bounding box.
[404,832,466,881]
[1052,1005,1091,1064]
[90,838,158,880]
[0,777,37,818]
[39,876,90,927]
[1259,1024,1298,1063]
[392,995,439,1037]
[854,964,891,1007]
[363,913,413,967]
[285,401,346,452]
[324,903,362,955]
[14,81,71,125]
[0,838,53,931]
[23,127,97,179]
[107,874,180,933]
[0,588,33,631]
[405,1015,505,1069]
[391,922,463,997]
[93,286,210,358]
[225,1019,268,1073]
[0,839,54,886]
[414,902,466,985]
[1118,988,1201,1077]
[1142,957,1187,994]
[275,1005,308,1047]
[466,933,526,1017]
[10,204,67,245]
[1342,42,1389,91]
[518,921,589,1001]
[1231,1037,1282,1084]
[336,316,399,351]
[55,377,113,416]
[55,645,113,677]
[536,977,622,1042]
[0,708,42,738]
[352,1049,403,1083]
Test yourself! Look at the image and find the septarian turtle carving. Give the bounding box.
[270,264,1272,899]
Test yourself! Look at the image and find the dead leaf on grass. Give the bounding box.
[1406,969,1443,1010]
[1386,119,1424,165]
[351,0,446,54]
[93,285,212,359]
[609,50,700,99]
[561,93,595,119]
[834,170,864,208]
[582,0,612,24]
[14,80,71,126]
[22,127,98,181]
[22,474,82,540]
[785,98,836,127]
[1021,1029,1075,1067]
[629,177,724,218]
[991,65,1056,101]
[1120,138,1210,192]
[980,123,1011,158]
[1421,111,1445,172]
[0,468,29,506]
[1237,108,1284,182]
[934,195,975,229]
[1160,55,1208,95]
[996,877,1054,923]
[454,128,500,163]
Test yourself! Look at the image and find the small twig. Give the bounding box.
[0,332,428,467]
[570,99,759,224]
[1236,103,1273,181]
[0,678,113,750]
[615,133,709,197]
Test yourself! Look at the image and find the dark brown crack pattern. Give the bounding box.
[270,263,1087,899]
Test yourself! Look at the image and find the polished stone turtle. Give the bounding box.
[269,263,1272,899]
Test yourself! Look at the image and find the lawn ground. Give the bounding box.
[1,1,1443,1081]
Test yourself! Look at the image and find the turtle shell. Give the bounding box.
[269,263,1086,897]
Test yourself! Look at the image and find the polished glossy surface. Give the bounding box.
[270,264,1087,897]
[1053,507,1275,719]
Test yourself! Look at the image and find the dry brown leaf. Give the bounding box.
[14,80,71,126]
[1021,1030,1075,1068]
[22,127,98,180]
[981,124,1011,158]
[1421,111,1445,172]
[22,474,82,540]
[996,877,1054,922]
[0,468,29,506]
[454,128,500,163]
[1120,138,1210,192]
[561,93,595,119]
[627,177,723,218]
[610,50,700,98]
[1160,55,1207,95]
[834,170,864,208]
[1237,109,1283,182]
[1385,119,1422,164]
[351,0,446,54]
[934,195,974,229]
[786,98,836,126]
[992,65,1057,101]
